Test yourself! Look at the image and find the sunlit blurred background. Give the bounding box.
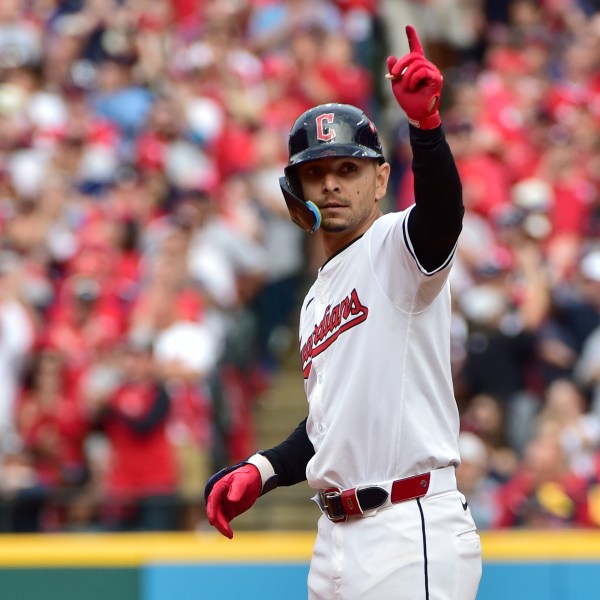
[0,0,600,549]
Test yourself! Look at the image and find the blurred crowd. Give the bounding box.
[0,0,600,533]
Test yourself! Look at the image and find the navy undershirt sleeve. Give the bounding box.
[263,417,314,486]
[406,125,464,272]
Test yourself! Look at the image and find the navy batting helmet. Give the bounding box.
[280,103,385,233]
[286,103,385,173]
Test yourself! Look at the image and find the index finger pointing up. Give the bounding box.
[406,25,424,55]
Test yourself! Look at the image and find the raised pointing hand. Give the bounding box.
[386,25,443,129]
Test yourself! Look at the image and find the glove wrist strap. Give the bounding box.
[408,111,441,130]
[247,453,278,495]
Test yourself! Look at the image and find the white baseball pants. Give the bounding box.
[307,488,482,599]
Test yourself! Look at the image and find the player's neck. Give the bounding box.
[320,210,382,258]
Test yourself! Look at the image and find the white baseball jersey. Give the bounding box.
[299,207,460,492]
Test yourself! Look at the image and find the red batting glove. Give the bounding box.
[386,25,443,129]
[205,464,261,539]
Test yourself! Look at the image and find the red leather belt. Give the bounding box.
[318,472,432,523]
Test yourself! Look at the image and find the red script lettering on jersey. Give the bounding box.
[301,288,368,377]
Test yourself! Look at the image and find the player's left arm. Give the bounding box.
[387,25,464,273]
[407,127,463,272]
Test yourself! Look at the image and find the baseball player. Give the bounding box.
[205,25,482,599]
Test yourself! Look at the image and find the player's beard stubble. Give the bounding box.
[318,197,381,235]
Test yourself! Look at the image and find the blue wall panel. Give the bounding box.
[142,562,600,600]
[478,563,561,600]
[478,562,600,600]
[560,562,600,600]
[143,563,310,600]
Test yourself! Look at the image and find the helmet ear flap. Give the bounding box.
[284,165,303,201]
[279,177,321,233]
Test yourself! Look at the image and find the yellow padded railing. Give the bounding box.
[0,530,599,567]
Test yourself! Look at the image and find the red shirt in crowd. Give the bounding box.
[103,381,177,497]
[16,390,88,488]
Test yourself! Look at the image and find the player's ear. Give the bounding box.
[375,162,390,201]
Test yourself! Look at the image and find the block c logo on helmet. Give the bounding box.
[316,113,336,141]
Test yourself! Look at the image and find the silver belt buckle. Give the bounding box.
[319,487,347,523]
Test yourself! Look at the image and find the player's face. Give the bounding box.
[297,157,390,238]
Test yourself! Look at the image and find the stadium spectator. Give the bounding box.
[493,421,589,528]
[456,431,502,530]
[85,339,179,532]
[535,378,600,478]
[0,251,37,457]
[14,346,89,530]
[537,247,600,387]
[455,231,550,456]
[247,127,305,373]
[460,392,520,485]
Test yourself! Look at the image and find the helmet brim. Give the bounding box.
[287,143,384,168]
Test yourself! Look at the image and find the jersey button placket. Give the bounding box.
[312,364,326,437]
[312,286,327,440]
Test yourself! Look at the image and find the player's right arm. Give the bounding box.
[204,417,314,538]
